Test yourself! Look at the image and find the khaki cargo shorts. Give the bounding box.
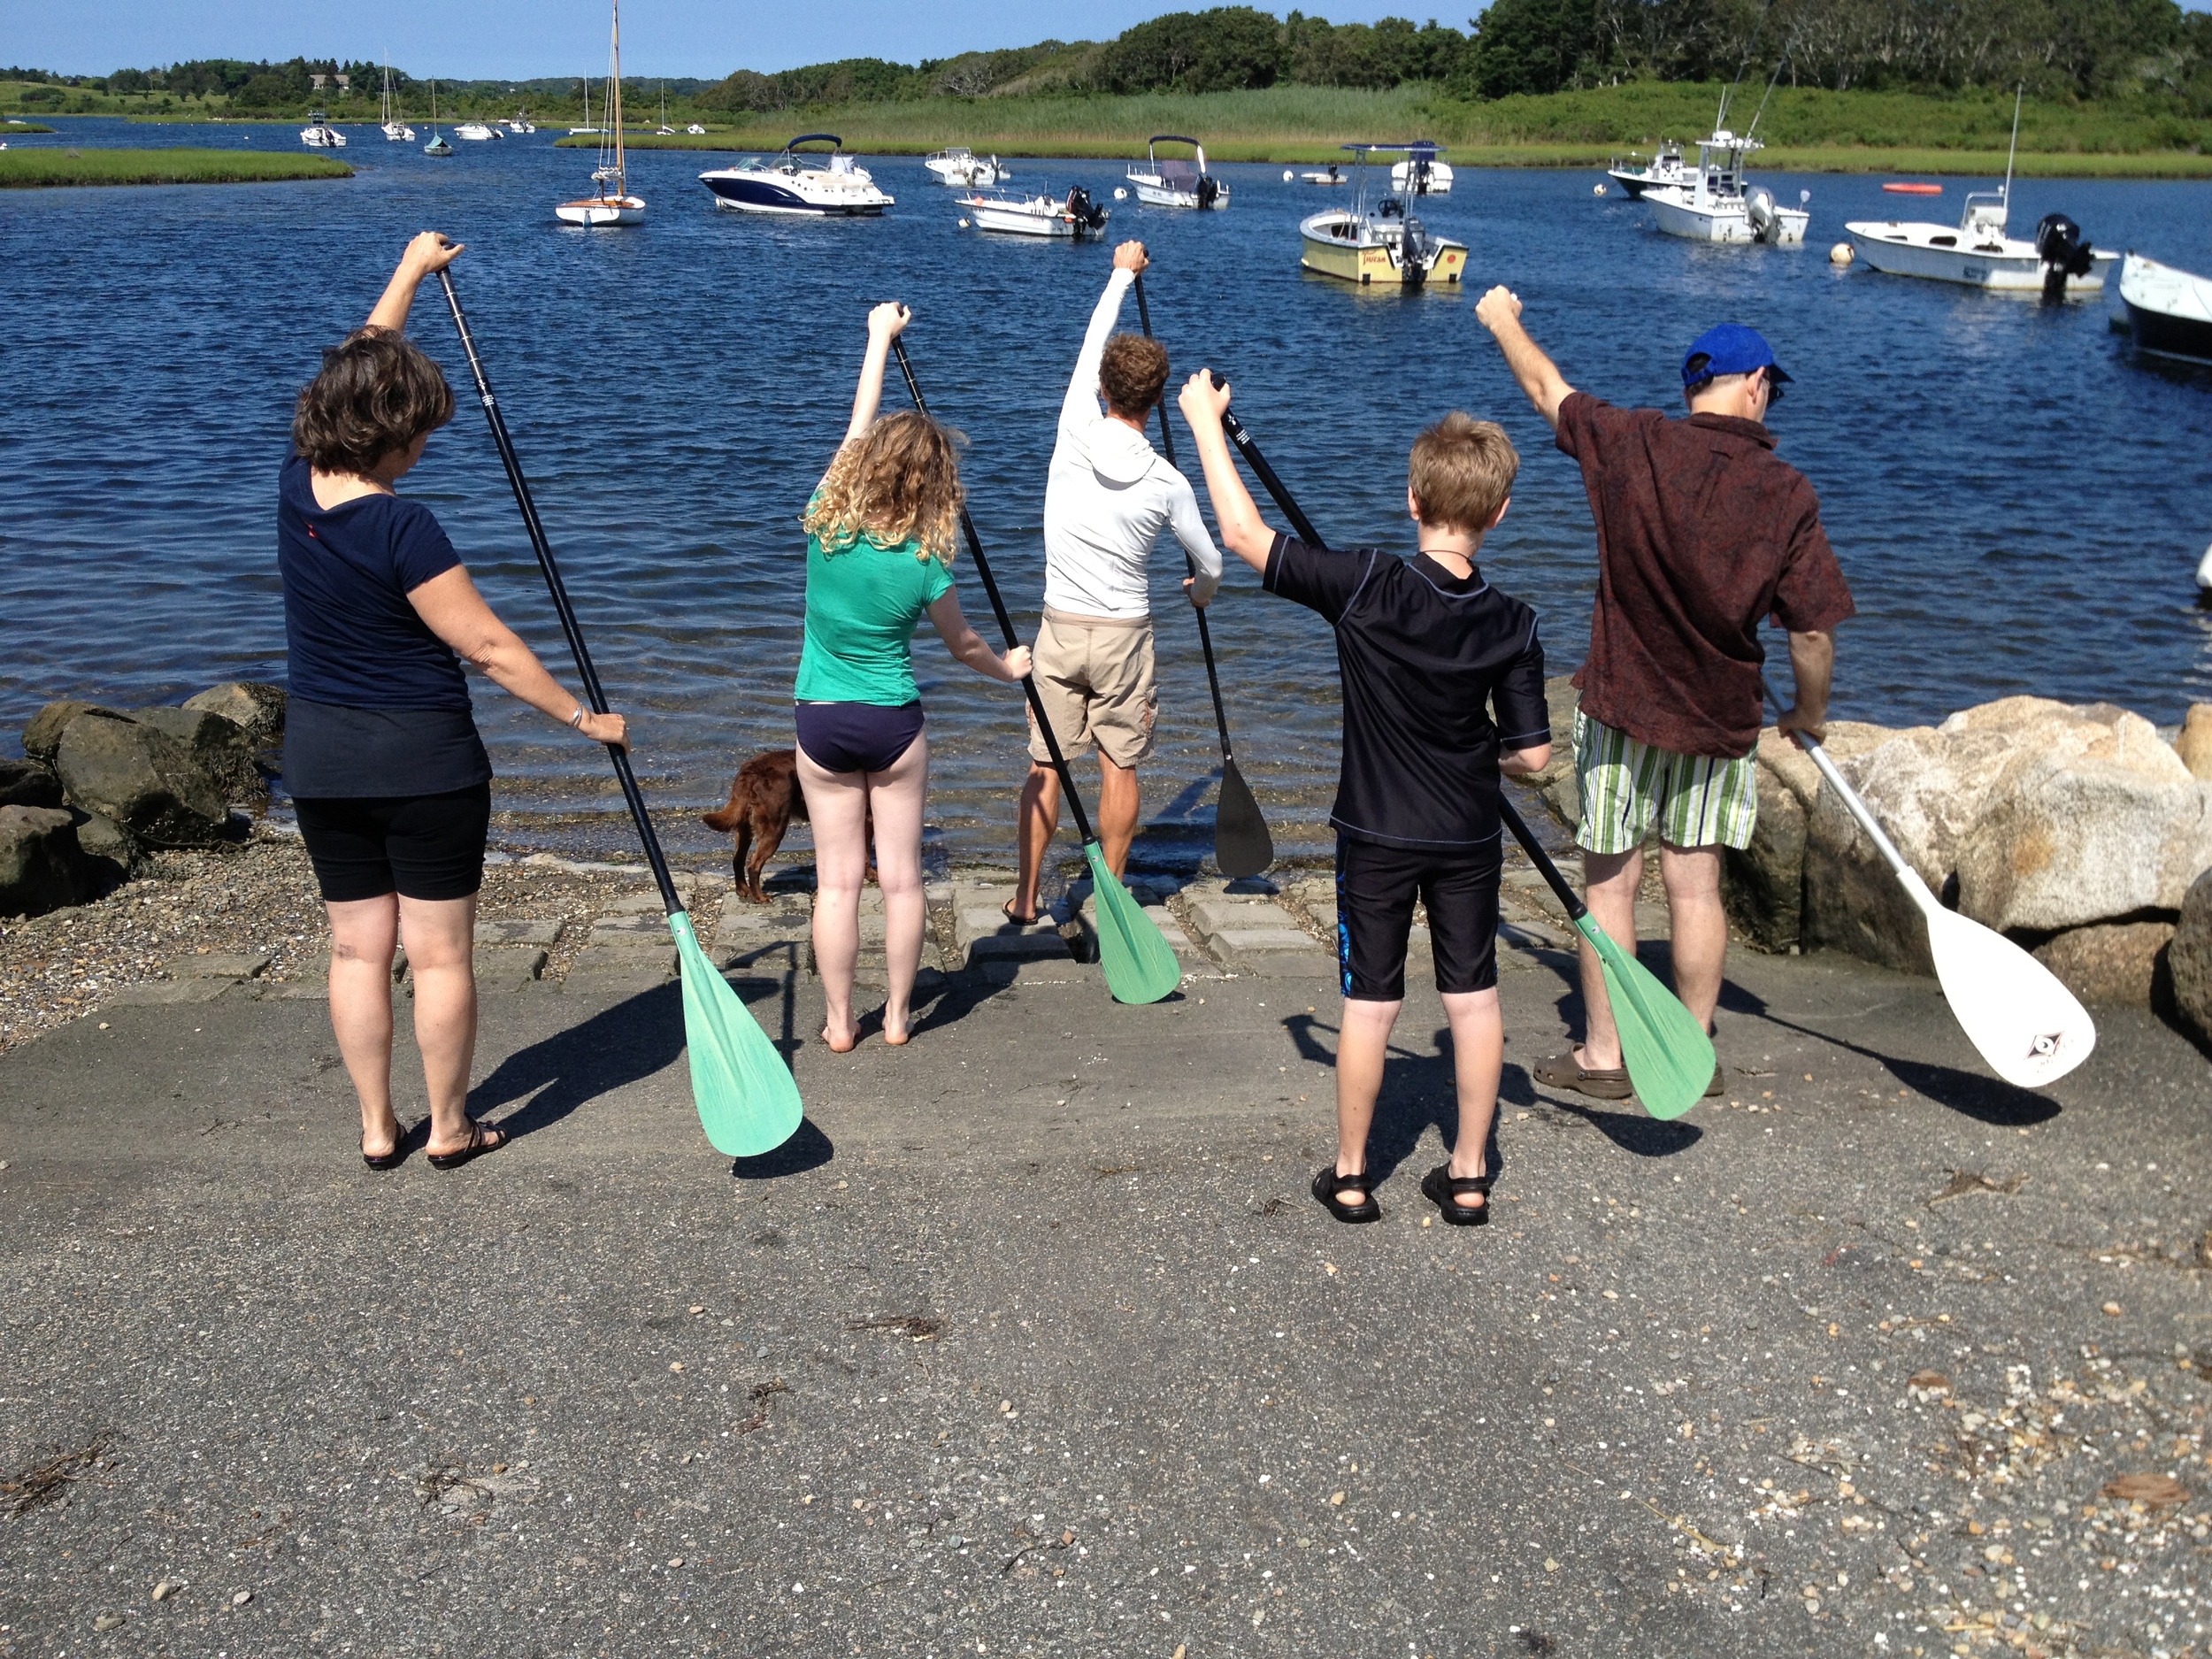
[1026,607,1157,770]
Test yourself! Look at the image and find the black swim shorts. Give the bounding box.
[1333,833,1502,1002]
[293,784,492,903]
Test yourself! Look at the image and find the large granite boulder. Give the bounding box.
[1526,675,1582,830]
[2032,919,2176,1009]
[2172,869,2212,1045]
[2177,703,2212,782]
[71,809,138,886]
[1726,721,1894,956]
[128,705,263,803]
[182,681,288,748]
[1954,757,2212,933]
[21,699,116,763]
[53,710,228,848]
[0,804,90,918]
[0,759,63,809]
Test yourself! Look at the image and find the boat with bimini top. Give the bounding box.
[1389,142,1452,196]
[1845,90,2113,296]
[957,186,1110,239]
[1126,136,1228,211]
[556,0,645,225]
[699,135,895,216]
[926,147,1009,187]
[1298,144,1466,288]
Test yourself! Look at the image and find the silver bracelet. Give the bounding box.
[568,708,586,729]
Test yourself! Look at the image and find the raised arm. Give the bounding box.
[365,232,465,335]
[1175,371,1275,576]
[406,565,628,747]
[1474,286,1575,431]
[1062,246,1144,435]
[841,302,910,449]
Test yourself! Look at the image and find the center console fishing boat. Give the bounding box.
[1642,131,1808,244]
[926,147,1009,187]
[1298,144,1466,288]
[1844,93,2113,296]
[1605,140,1686,198]
[299,114,346,149]
[1126,136,1228,210]
[1390,142,1452,196]
[699,134,895,216]
[956,186,1110,239]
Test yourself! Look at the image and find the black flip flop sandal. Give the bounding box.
[1002,900,1041,927]
[361,1130,405,1171]
[1420,1163,1494,1227]
[426,1118,507,1171]
[1310,1165,1381,1225]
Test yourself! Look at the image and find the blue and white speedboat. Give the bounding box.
[699,134,894,217]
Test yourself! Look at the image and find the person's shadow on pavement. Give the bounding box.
[468,985,687,1140]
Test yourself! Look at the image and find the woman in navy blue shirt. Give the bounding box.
[281,233,628,1171]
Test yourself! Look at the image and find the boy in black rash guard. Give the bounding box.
[1178,374,1552,1226]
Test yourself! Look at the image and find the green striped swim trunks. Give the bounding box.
[1572,710,1759,855]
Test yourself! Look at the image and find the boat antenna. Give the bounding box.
[1715,0,1780,133]
[1744,27,1797,142]
[2000,82,2022,210]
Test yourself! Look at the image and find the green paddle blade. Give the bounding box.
[1572,913,1716,1122]
[668,912,803,1157]
[1083,843,1182,1005]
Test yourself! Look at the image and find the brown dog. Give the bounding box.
[703,749,872,902]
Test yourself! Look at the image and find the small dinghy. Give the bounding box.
[2119,252,2212,367]
[1296,164,1349,186]
[1126,136,1228,210]
[956,186,1110,239]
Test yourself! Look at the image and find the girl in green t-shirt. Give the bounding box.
[797,301,1032,1054]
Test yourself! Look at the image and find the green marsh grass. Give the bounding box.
[0,149,354,188]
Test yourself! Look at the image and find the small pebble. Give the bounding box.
[231,1590,252,1606]
[150,1581,177,1601]
[95,1614,124,1631]
[2103,1302,2124,1316]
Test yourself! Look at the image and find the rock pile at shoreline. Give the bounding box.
[0,684,284,918]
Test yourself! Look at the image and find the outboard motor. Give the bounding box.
[1065,186,1109,234]
[2034,212,2094,303]
[1195,173,1220,209]
[1402,213,1435,286]
[1746,185,1779,244]
[1407,156,1432,196]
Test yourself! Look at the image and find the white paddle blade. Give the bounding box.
[1924,905,2097,1089]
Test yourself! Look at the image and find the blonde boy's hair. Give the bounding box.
[1408,411,1518,534]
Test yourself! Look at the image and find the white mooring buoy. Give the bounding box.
[1830,242,1855,266]
[1113,187,1127,200]
[2196,539,2212,592]
[1282,169,1294,181]
[1593,182,1607,196]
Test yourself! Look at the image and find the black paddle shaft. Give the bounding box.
[887,336,1103,850]
[1213,393,1592,923]
[436,269,684,918]
[1132,274,1237,764]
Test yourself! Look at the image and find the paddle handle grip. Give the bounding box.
[887,335,1102,851]
[1134,275,1238,764]
[438,270,684,919]
[1757,676,1918,890]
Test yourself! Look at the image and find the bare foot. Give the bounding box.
[883,1025,911,1047]
[820,1024,857,1055]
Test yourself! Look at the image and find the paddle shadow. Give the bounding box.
[1536,1095,1704,1156]
[731,1118,835,1180]
[469,984,687,1141]
[1718,981,2061,1126]
[1283,1012,1506,1187]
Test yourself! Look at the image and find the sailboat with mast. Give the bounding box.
[424,81,454,157]
[380,63,414,142]
[557,0,645,225]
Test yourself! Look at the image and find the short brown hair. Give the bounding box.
[292,326,456,475]
[803,410,964,564]
[1408,411,1518,534]
[1098,333,1169,419]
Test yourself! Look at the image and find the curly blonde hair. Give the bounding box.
[803,411,964,563]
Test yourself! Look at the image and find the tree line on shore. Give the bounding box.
[10,0,2210,123]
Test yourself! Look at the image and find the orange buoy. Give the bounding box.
[1883,181,1943,196]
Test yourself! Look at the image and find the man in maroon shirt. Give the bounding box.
[1475,287,1855,1100]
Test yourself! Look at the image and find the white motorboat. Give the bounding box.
[925,146,1009,187]
[556,0,645,225]
[2119,252,2212,366]
[1605,140,1686,198]
[455,120,500,142]
[1296,164,1349,186]
[957,186,1109,239]
[1644,132,1808,244]
[1845,93,2113,296]
[1389,142,1451,196]
[1299,144,1466,288]
[378,65,414,142]
[300,114,346,149]
[506,112,536,134]
[686,122,706,135]
[700,134,894,216]
[1126,135,1227,210]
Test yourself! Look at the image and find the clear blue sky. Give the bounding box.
[11,2,1499,82]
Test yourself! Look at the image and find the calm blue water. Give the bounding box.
[4,117,2209,864]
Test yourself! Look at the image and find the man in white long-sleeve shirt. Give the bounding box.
[1010,241,1224,923]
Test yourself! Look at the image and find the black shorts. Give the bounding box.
[294,785,492,903]
[795,701,925,776]
[1334,834,1502,1002]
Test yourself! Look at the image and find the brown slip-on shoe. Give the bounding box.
[1532,1051,1634,1101]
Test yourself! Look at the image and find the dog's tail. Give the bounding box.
[702,794,744,833]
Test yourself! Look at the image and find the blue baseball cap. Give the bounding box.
[1682,323,1792,388]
